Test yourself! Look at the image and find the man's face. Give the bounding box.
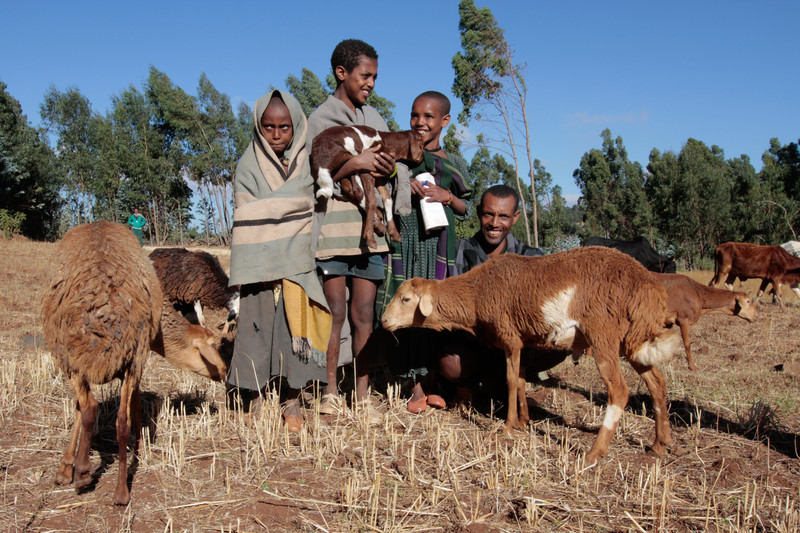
[479,193,520,247]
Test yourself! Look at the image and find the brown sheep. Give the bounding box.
[382,247,681,465]
[149,247,239,331]
[656,273,757,371]
[41,222,228,506]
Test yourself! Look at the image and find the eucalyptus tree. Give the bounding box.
[452,0,538,245]
[758,138,800,240]
[113,83,190,244]
[286,68,329,117]
[574,129,650,240]
[40,86,99,225]
[0,81,59,238]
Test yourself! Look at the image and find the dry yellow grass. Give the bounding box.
[1,236,799,532]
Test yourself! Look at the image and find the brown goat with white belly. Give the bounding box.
[41,222,227,505]
[382,247,681,465]
[656,272,756,371]
[312,125,424,247]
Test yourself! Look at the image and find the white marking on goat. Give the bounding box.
[352,128,382,152]
[193,300,205,327]
[602,405,622,430]
[631,327,681,367]
[354,176,366,209]
[384,198,394,223]
[541,287,579,347]
[654,407,662,415]
[317,169,334,198]
[343,136,359,156]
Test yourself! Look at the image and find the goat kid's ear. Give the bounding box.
[419,293,434,317]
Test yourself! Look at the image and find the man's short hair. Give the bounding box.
[331,39,378,75]
[480,184,520,212]
[414,91,451,115]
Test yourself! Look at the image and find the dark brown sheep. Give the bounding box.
[382,247,681,465]
[149,247,239,330]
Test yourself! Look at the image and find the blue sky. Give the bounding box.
[3,1,798,205]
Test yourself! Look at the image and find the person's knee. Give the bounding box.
[328,299,347,327]
[438,354,462,382]
[349,300,374,331]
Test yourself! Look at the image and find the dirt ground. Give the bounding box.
[1,236,798,532]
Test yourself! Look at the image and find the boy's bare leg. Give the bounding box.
[351,277,378,402]
[322,276,347,397]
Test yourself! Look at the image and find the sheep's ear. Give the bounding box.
[419,293,434,317]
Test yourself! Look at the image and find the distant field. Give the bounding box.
[1,236,798,531]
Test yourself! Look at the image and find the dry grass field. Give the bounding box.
[1,236,799,532]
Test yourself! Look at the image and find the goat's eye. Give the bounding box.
[401,296,411,303]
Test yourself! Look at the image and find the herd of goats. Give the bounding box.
[38,221,799,505]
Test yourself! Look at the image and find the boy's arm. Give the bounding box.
[330,146,395,182]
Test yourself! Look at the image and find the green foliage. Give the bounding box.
[40,86,100,225]
[1,81,60,239]
[443,124,462,156]
[285,68,329,117]
[574,129,652,240]
[0,209,25,238]
[451,0,510,126]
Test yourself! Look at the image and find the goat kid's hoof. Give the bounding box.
[283,415,303,433]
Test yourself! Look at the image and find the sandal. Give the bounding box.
[407,395,428,414]
[319,393,343,415]
[426,394,446,409]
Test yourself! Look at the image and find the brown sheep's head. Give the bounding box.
[734,292,757,322]
[163,324,228,381]
[382,278,435,331]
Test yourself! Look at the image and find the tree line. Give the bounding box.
[2,0,797,267]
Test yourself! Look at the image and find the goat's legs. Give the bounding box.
[585,343,629,465]
[504,347,526,431]
[629,361,672,456]
[677,321,697,371]
[72,379,98,490]
[377,184,401,243]
[517,361,529,427]
[358,173,379,248]
[113,371,143,506]
[55,401,82,485]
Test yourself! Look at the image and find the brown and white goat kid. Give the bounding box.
[656,273,756,371]
[382,247,682,465]
[312,125,424,247]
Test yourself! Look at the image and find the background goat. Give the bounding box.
[656,273,756,370]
